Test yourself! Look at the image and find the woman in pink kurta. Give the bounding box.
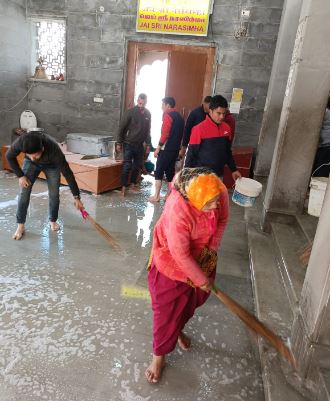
[145,167,229,383]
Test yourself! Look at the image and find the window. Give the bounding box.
[31,18,66,80]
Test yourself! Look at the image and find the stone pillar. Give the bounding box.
[291,182,330,379]
[261,0,329,221]
[254,0,303,177]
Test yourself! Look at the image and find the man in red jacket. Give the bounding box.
[148,97,184,202]
[185,95,241,182]
[179,96,236,160]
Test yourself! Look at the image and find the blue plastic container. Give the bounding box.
[232,178,262,208]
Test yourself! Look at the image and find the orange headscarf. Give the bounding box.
[174,167,225,210]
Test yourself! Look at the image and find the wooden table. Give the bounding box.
[1,145,123,195]
[1,144,253,192]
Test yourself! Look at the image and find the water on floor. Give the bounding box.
[0,172,264,401]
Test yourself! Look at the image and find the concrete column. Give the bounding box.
[291,182,330,378]
[254,0,303,177]
[261,0,329,220]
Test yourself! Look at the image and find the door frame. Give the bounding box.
[123,40,217,112]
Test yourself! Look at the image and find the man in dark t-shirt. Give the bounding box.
[6,132,84,240]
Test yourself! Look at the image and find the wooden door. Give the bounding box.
[124,42,216,119]
[166,50,208,120]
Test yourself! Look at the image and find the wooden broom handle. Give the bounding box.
[211,284,296,368]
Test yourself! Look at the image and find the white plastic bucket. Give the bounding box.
[232,177,263,207]
[308,177,328,217]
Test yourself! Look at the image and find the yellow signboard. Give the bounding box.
[230,88,243,114]
[137,0,211,36]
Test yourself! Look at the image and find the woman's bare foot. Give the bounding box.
[12,224,25,240]
[145,355,165,383]
[178,331,191,351]
[49,221,60,231]
[148,195,160,203]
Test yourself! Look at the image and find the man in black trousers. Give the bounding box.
[115,93,152,196]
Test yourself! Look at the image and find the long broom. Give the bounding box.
[80,207,120,250]
[147,248,296,367]
[211,283,296,368]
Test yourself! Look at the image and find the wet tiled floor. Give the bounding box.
[0,172,264,401]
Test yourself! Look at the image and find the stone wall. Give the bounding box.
[25,0,284,147]
[0,0,29,150]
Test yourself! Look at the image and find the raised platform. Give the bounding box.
[1,144,123,195]
[245,181,317,401]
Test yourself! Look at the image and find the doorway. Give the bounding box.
[125,41,216,147]
[134,51,169,147]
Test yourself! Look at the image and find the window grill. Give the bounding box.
[35,19,66,78]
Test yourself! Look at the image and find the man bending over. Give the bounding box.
[6,132,84,240]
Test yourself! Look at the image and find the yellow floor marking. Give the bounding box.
[121,285,150,301]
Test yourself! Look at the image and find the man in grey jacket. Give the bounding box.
[116,93,151,196]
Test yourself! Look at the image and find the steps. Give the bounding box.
[270,221,308,315]
[248,225,293,338]
[247,225,311,401]
[316,368,330,401]
[245,198,319,401]
[296,213,319,243]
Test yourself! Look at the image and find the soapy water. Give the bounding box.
[0,187,68,210]
[0,175,265,401]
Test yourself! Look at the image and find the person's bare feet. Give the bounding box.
[120,186,126,197]
[12,224,25,240]
[49,221,60,231]
[148,195,160,203]
[177,331,191,351]
[129,184,140,193]
[145,355,165,383]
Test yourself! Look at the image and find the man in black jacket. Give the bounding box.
[6,132,84,240]
[178,96,211,159]
[116,93,152,196]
